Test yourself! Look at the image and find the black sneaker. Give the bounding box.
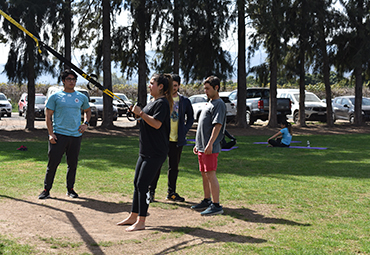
[200,203,224,216]
[66,188,78,198]
[38,189,50,199]
[166,192,185,202]
[191,198,212,210]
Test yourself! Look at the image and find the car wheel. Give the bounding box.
[293,111,299,124]
[19,110,22,116]
[349,114,355,124]
[332,113,336,123]
[246,110,255,125]
[7,112,11,117]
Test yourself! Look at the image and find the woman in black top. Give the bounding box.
[117,74,173,232]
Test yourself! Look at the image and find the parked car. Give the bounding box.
[189,93,236,123]
[277,89,326,124]
[24,94,47,119]
[189,94,208,122]
[332,96,370,124]
[229,88,291,125]
[112,93,132,116]
[45,85,98,126]
[18,93,28,116]
[90,96,118,121]
[0,92,12,117]
[218,91,237,122]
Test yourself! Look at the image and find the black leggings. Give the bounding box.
[131,155,166,216]
[150,141,183,194]
[268,138,290,147]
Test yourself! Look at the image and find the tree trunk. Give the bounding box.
[299,45,306,127]
[236,0,246,128]
[102,0,114,128]
[26,37,35,130]
[137,0,148,108]
[173,0,180,74]
[267,0,278,128]
[354,66,363,126]
[268,56,278,127]
[322,39,333,127]
[64,0,72,70]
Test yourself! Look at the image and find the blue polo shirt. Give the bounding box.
[46,90,90,137]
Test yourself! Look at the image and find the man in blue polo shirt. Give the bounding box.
[38,69,91,199]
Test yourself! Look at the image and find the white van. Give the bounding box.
[277,89,327,123]
[45,85,98,126]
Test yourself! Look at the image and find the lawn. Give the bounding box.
[0,133,369,254]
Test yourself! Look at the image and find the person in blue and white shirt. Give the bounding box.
[38,69,91,199]
[267,119,292,147]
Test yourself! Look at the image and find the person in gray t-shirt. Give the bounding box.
[192,76,226,216]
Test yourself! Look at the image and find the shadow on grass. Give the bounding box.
[151,200,310,227]
[150,225,267,254]
[223,207,311,226]
[0,195,130,254]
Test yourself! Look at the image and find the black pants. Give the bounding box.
[268,138,289,147]
[149,142,183,194]
[44,134,82,191]
[132,154,167,217]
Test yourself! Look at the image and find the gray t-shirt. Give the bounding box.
[195,98,226,153]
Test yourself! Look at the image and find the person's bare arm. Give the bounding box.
[132,104,162,129]
[204,123,222,154]
[45,108,56,144]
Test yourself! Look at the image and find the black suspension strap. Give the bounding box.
[0,9,139,121]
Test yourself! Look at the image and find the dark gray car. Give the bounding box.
[90,96,118,121]
[332,96,370,124]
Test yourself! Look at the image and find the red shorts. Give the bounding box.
[197,152,219,172]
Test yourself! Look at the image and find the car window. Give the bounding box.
[35,96,46,104]
[117,94,128,101]
[247,89,261,98]
[196,97,207,103]
[0,94,6,100]
[262,89,269,97]
[343,98,351,105]
[92,97,103,104]
[229,91,236,101]
[363,98,370,105]
[293,93,321,103]
[220,96,231,103]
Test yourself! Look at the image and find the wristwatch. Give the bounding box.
[83,121,89,126]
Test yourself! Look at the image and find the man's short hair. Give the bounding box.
[61,69,77,81]
[204,76,220,92]
[172,74,181,84]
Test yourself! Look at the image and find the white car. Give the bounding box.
[189,93,236,122]
[219,91,237,122]
[0,92,12,117]
[112,93,132,116]
[189,94,208,122]
[277,89,326,123]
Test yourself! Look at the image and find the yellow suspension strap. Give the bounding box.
[0,9,41,53]
[0,9,138,121]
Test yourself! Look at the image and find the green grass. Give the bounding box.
[1,133,370,254]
